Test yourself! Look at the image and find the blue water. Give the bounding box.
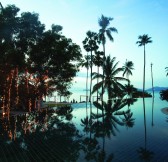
[72,92,168,161]
[0,92,168,161]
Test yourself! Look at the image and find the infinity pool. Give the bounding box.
[0,92,168,162]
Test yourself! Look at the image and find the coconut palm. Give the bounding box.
[93,50,103,101]
[98,14,118,102]
[80,54,91,117]
[122,60,134,83]
[136,34,152,97]
[136,34,152,136]
[92,55,128,101]
[98,15,118,56]
[83,31,99,117]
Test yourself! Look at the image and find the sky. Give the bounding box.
[1,0,168,91]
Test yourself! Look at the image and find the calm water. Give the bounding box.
[72,92,168,162]
[0,92,168,162]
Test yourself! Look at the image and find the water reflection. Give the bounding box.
[92,98,137,135]
[151,96,154,127]
[80,97,137,161]
[2,96,163,161]
[137,97,154,161]
[0,107,82,161]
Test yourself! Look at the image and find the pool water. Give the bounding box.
[0,92,168,162]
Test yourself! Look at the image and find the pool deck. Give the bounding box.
[0,102,72,117]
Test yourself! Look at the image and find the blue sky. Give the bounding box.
[1,0,168,90]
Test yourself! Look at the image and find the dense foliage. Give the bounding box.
[0,4,82,111]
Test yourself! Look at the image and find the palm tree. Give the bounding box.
[98,14,118,102]
[151,63,154,98]
[136,34,152,136]
[80,54,91,117]
[98,15,118,56]
[136,34,152,97]
[93,50,103,101]
[122,59,134,83]
[83,31,99,117]
[92,55,128,102]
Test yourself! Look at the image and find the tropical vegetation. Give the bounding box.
[0,4,82,114]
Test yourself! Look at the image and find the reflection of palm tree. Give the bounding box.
[151,96,154,127]
[137,147,154,161]
[82,137,100,161]
[121,111,135,129]
[81,116,93,134]
[92,55,128,101]
[93,99,127,137]
[96,150,114,162]
[137,99,154,161]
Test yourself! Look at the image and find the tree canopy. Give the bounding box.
[0,4,82,112]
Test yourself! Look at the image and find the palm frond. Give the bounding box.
[93,101,104,111]
[92,81,103,94]
[106,29,114,42]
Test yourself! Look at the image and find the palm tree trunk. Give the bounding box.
[102,43,106,102]
[143,45,146,98]
[86,66,89,117]
[151,63,154,126]
[151,63,154,98]
[90,50,93,118]
[102,43,105,125]
[143,45,146,138]
[97,66,99,101]
[97,65,99,121]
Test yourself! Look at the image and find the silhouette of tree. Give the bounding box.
[122,60,134,83]
[83,31,99,117]
[80,54,91,117]
[98,14,117,103]
[92,55,128,101]
[93,51,103,101]
[136,34,152,97]
[0,4,82,112]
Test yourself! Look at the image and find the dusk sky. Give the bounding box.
[1,0,168,90]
